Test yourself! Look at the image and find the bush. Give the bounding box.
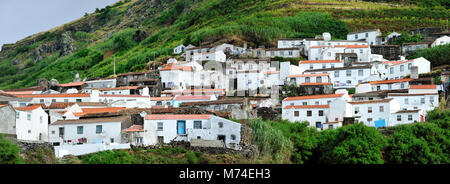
[0,134,23,164]
[384,122,450,164]
[317,123,387,164]
[81,150,133,164]
[185,151,199,164]
[410,44,450,67]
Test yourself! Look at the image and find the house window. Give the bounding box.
[319,110,324,116]
[317,77,322,83]
[401,83,405,89]
[305,77,310,83]
[52,99,56,103]
[358,70,363,76]
[346,70,351,77]
[110,138,114,143]
[405,98,409,104]
[77,126,83,134]
[309,64,313,70]
[315,101,319,105]
[331,64,335,68]
[390,67,394,74]
[136,137,143,143]
[157,136,164,144]
[420,98,425,104]
[408,63,412,70]
[388,84,392,90]
[51,131,55,134]
[365,33,368,37]
[96,125,102,134]
[27,113,31,120]
[157,122,163,131]
[294,111,299,117]
[231,134,236,141]
[355,34,358,39]
[397,115,402,121]
[28,130,31,134]
[194,121,202,129]
[367,118,372,122]
[354,107,359,114]
[40,116,43,124]
[368,107,372,113]
[400,65,404,72]
[289,51,293,56]
[76,99,82,102]
[40,99,44,103]
[335,71,339,77]
[408,115,413,121]
[16,112,19,119]
[346,80,352,85]
[64,99,69,102]
[379,106,384,112]
[322,64,326,69]
[307,111,312,117]
[302,102,307,105]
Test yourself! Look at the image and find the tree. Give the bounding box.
[317,123,387,164]
[0,134,23,164]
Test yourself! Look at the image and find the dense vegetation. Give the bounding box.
[409,44,450,67]
[0,134,23,164]
[0,0,448,89]
[248,108,450,164]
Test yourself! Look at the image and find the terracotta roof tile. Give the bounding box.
[369,78,412,85]
[52,116,128,125]
[283,94,344,101]
[288,73,330,78]
[264,71,280,74]
[73,107,126,117]
[299,60,341,64]
[174,95,212,101]
[15,105,42,111]
[348,99,393,104]
[123,125,144,132]
[285,105,330,109]
[160,66,193,72]
[59,82,86,87]
[410,85,437,89]
[150,96,174,101]
[99,94,149,98]
[145,114,211,120]
[14,94,91,98]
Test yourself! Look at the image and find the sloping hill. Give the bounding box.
[0,0,448,89]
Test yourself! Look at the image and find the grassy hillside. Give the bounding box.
[0,0,448,89]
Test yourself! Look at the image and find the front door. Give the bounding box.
[177,121,186,135]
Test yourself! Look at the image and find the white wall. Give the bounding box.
[15,107,48,142]
[49,122,122,145]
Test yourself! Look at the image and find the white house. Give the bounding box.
[282,93,349,108]
[49,116,131,145]
[287,73,333,86]
[160,65,194,90]
[150,96,174,107]
[308,45,371,62]
[388,91,439,112]
[348,98,400,128]
[143,114,241,150]
[298,59,344,71]
[355,78,412,93]
[15,105,48,142]
[431,35,450,47]
[14,93,92,104]
[383,57,431,80]
[83,78,117,93]
[408,85,438,94]
[173,44,187,54]
[390,110,421,126]
[347,29,382,45]
[192,50,227,63]
[304,65,375,88]
[265,48,300,58]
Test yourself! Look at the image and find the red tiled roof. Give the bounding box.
[300,83,333,86]
[3,91,36,95]
[283,94,344,101]
[348,99,393,104]
[343,45,369,49]
[150,96,174,101]
[299,60,341,64]
[160,66,193,72]
[123,125,144,132]
[15,105,42,111]
[288,73,330,78]
[174,95,212,101]
[73,107,126,117]
[264,71,280,74]
[145,114,211,120]
[311,46,331,48]
[59,82,86,87]
[383,59,413,66]
[285,105,330,109]
[14,94,91,98]
[95,86,139,91]
[369,78,412,85]
[0,104,9,108]
[410,85,436,89]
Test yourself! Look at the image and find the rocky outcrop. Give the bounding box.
[59,31,76,56]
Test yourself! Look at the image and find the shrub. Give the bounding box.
[81,150,133,164]
[0,134,23,164]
